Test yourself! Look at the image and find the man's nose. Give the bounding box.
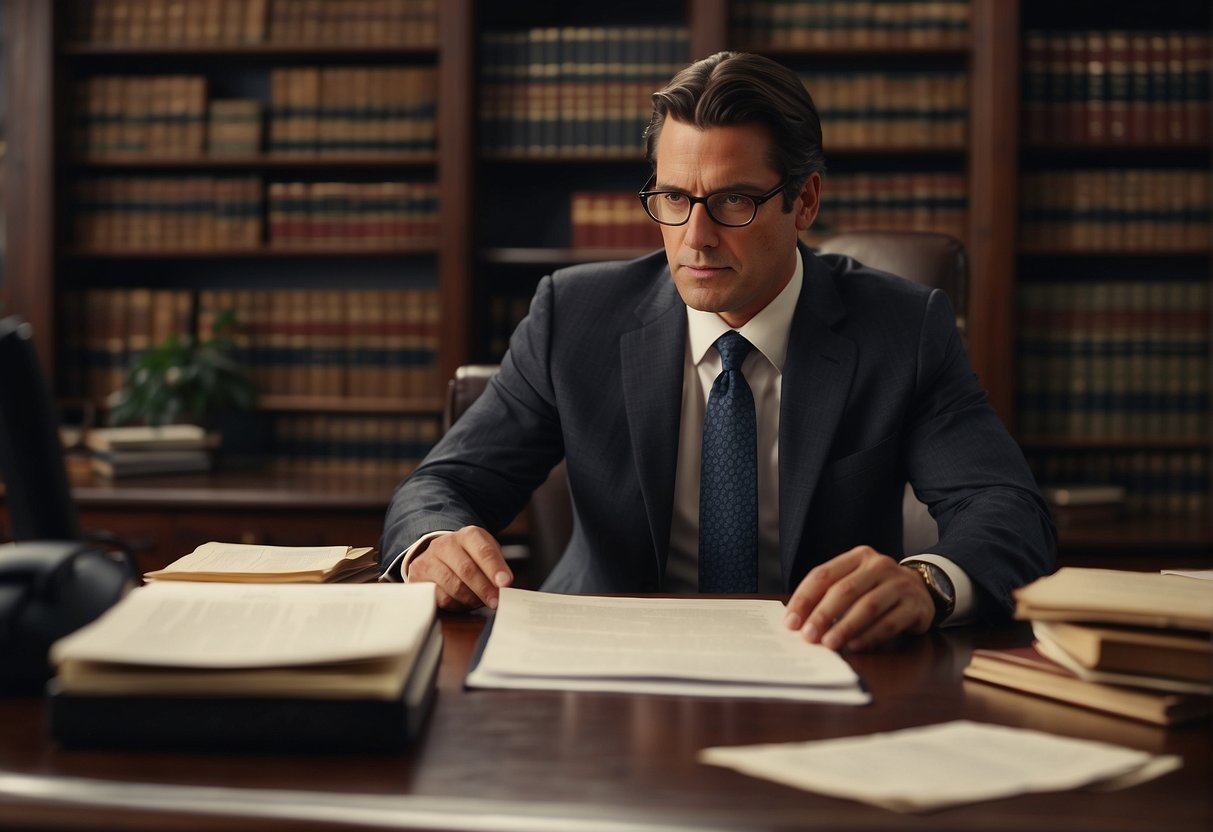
[682,202,718,249]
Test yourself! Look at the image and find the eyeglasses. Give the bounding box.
[638,175,790,228]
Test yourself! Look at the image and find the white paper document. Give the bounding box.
[699,720,1182,812]
[465,588,869,704]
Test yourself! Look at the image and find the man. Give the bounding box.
[382,52,1054,652]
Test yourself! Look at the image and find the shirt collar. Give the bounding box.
[686,248,803,372]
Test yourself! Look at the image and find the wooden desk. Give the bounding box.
[0,614,1208,831]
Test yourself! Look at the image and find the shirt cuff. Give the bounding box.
[899,553,975,627]
[378,530,455,583]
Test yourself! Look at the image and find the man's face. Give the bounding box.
[653,118,821,328]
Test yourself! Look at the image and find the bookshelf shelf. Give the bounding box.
[484,247,657,266]
[72,154,440,170]
[1020,437,1212,451]
[60,43,440,58]
[1057,517,1213,552]
[480,152,648,164]
[737,45,971,58]
[1017,248,1213,258]
[66,244,440,259]
[258,395,444,414]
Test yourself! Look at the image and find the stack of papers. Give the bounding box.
[465,588,869,704]
[143,541,380,583]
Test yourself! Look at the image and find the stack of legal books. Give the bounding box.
[964,568,1212,726]
[86,424,215,478]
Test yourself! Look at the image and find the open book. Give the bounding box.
[48,581,439,751]
[143,541,379,583]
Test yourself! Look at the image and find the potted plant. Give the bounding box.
[108,310,257,429]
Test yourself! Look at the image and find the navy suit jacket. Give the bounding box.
[381,245,1055,621]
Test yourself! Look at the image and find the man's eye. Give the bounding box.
[720,194,746,206]
[663,193,687,205]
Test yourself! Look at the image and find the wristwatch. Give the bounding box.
[904,560,955,627]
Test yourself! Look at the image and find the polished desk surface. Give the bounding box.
[0,611,1209,832]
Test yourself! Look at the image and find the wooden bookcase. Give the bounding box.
[1,0,1209,567]
[1012,0,1212,556]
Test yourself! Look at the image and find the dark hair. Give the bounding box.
[644,52,825,210]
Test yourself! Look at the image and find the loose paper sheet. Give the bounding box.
[466,588,869,703]
[50,581,436,668]
[699,720,1182,812]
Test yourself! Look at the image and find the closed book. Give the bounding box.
[91,448,212,478]
[48,582,440,752]
[49,618,441,752]
[964,646,1209,727]
[1033,620,1211,685]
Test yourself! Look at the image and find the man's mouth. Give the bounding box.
[682,264,728,278]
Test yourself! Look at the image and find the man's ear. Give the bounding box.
[794,172,822,232]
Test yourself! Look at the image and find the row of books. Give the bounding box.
[196,289,442,400]
[73,75,208,157]
[808,172,967,242]
[570,193,664,250]
[60,288,442,403]
[1016,280,1211,442]
[266,182,439,247]
[1019,169,1211,252]
[196,289,443,400]
[966,568,1211,727]
[60,289,194,401]
[67,0,269,45]
[1022,30,1212,146]
[731,0,970,49]
[265,0,438,47]
[268,67,436,156]
[1024,449,1210,520]
[808,71,967,148]
[73,176,263,252]
[206,99,262,155]
[66,0,439,48]
[268,413,439,478]
[478,26,689,158]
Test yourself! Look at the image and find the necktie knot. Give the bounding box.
[715,331,753,373]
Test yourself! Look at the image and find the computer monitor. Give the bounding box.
[0,316,82,541]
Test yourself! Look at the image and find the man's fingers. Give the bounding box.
[411,526,513,611]
[455,526,514,589]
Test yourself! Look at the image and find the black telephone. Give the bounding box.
[0,541,135,695]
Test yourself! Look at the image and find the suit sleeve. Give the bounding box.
[903,288,1056,622]
[379,277,565,570]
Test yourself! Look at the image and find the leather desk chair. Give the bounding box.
[445,230,970,584]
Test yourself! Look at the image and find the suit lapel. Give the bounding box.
[779,251,856,584]
[620,274,685,570]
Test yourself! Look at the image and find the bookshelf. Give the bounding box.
[1014,0,1212,554]
[1,0,1209,561]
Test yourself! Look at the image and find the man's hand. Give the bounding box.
[405,526,513,611]
[783,545,934,652]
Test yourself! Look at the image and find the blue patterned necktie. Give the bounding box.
[699,331,758,593]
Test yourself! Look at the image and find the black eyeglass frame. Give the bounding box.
[637,175,791,228]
